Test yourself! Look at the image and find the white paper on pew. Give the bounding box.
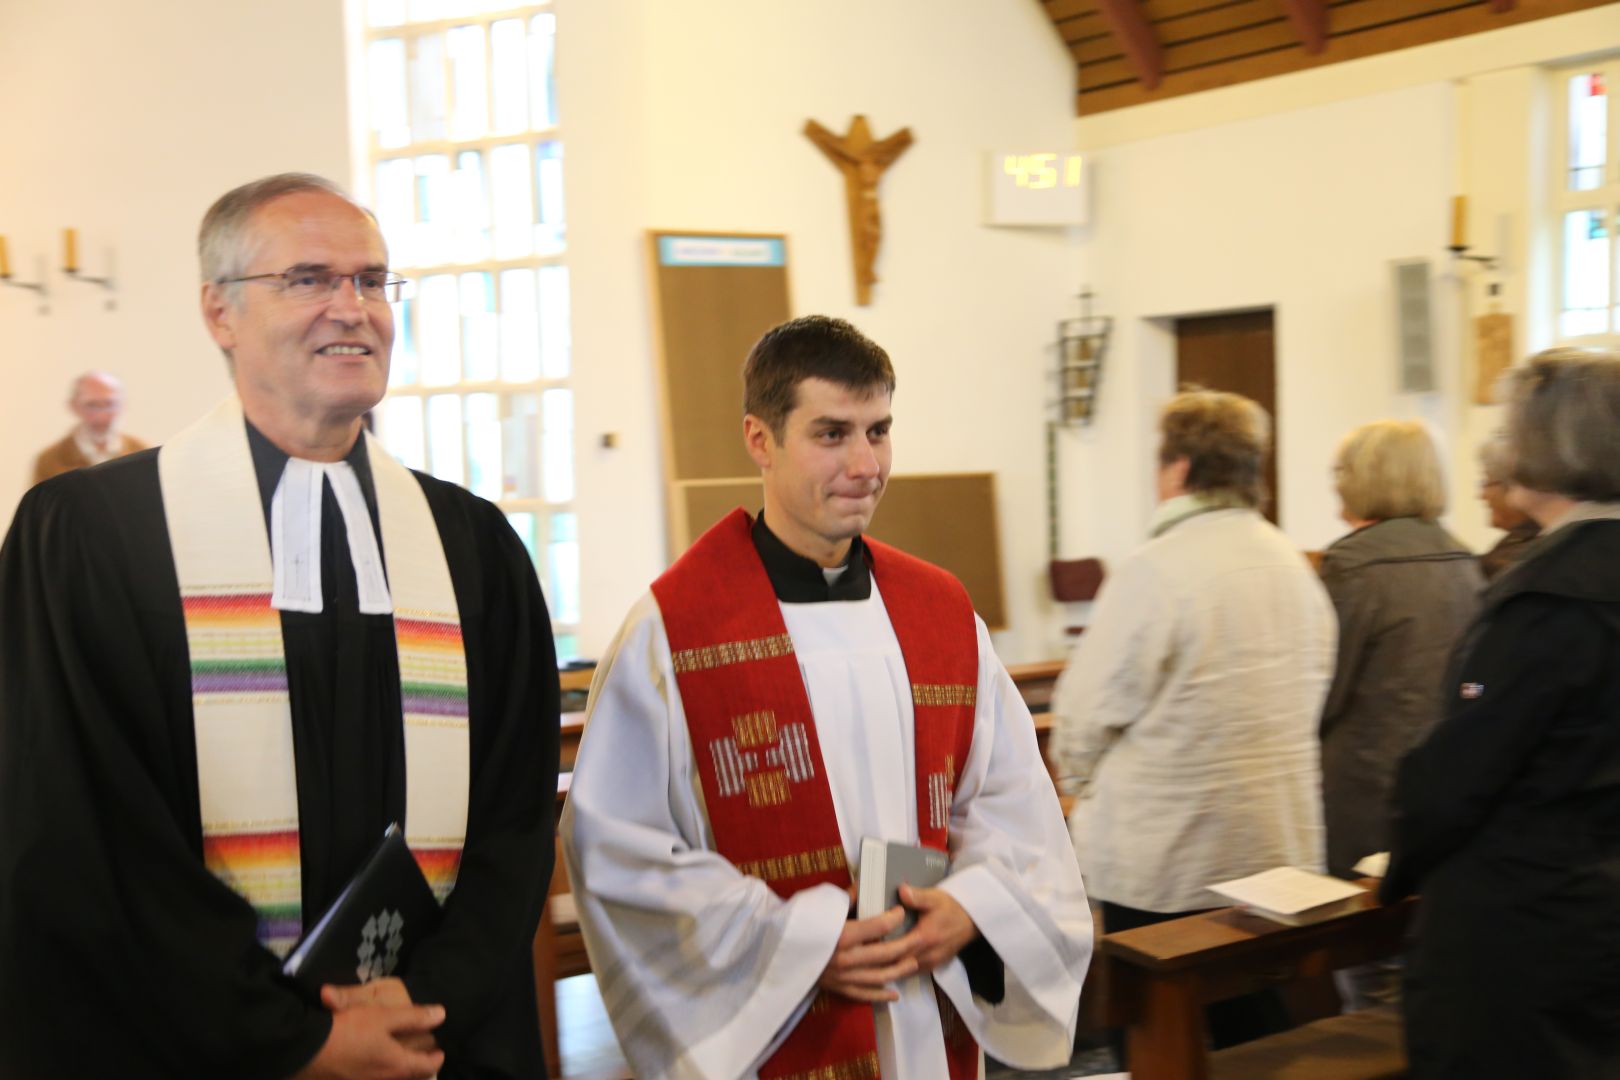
[1208,866,1366,923]
[1352,851,1390,878]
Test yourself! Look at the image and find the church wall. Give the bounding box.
[3,1,1613,667]
[0,0,353,540]
[1056,8,1617,655]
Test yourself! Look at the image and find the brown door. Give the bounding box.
[1174,309,1279,524]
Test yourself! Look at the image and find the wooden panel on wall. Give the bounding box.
[646,231,792,484]
[1041,0,1616,114]
[676,473,1008,629]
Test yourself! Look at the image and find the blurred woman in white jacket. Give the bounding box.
[1050,388,1336,1050]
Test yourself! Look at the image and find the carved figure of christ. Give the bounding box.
[804,115,914,306]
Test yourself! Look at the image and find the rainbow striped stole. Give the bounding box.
[160,396,470,958]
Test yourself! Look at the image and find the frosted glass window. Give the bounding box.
[409,33,447,143]
[464,392,502,501]
[368,40,410,149]
[541,388,574,503]
[500,269,541,383]
[427,395,465,485]
[504,391,541,499]
[538,266,570,377]
[535,141,565,254]
[554,633,578,662]
[374,158,416,258]
[1568,72,1608,193]
[1561,209,1611,338]
[490,143,535,259]
[530,14,558,130]
[418,274,461,385]
[409,0,448,19]
[445,151,491,264]
[491,19,529,134]
[413,154,453,268]
[506,511,539,564]
[460,272,498,382]
[447,24,489,141]
[548,512,580,624]
[369,0,407,27]
[390,297,420,386]
[381,396,425,471]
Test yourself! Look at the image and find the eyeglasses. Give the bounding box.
[221,267,413,304]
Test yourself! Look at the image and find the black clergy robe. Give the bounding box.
[0,429,560,1080]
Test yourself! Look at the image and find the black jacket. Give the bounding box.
[1381,515,1620,1079]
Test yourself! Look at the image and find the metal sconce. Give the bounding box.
[0,237,50,314]
[1046,288,1112,562]
[1447,195,1498,271]
[61,228,117,309]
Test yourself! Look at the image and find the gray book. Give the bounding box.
[857,837,949,940]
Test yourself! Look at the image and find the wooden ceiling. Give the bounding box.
[1043,0,1618,115]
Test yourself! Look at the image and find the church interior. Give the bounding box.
[3,1,1619,1077]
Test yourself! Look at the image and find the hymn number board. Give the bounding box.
[984,151,1089,228]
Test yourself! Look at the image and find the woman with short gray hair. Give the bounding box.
[1381,347,1620,1078]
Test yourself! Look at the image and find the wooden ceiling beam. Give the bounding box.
[1279,0,1328,53]
[1488,0,1515,12]
[1093,0,1164,90]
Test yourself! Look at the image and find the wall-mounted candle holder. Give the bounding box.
[0,238,51,314]
[62,228,116,310]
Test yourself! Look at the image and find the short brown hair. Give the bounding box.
[1504,346,1620,500]
[1158,388,1270,509]
[1334,420,1446,521]
[742,316,895,437]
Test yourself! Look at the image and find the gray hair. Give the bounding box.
[198,173,363,289]
[1477,431,1513,486]
[1503,346,1620,501]
[1334,419,1446,521]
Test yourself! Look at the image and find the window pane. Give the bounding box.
[369,0,407,27]
[1561,209,1611,338]
[418,273,461,385]
[538,265,570,377]
[460,272,498,382]
[503,391,541,499]
[447,151,491,263]
[542,388,574,502]
[500,269,541,382]
[409,33,447,143]
[554,633,578,663]
[409,0,448,19]
[530,14,558,129]
[390,296,420,386]
[548,511,581,624]
[375,158,416,256]
[381,395,425,471]
[413,153,453,268]
[426,394,465,485]
[491,19,529,134]
[368,39,410,149]
[1568,72,1607,193]
[535,141,565,254]
[447,24,488,141]
[464,392,501,501]
[506,511,539,564]
[490,143,534,259]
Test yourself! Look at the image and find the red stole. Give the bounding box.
[650,509,980,1080]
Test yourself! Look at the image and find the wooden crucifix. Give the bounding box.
[804,115,913,306]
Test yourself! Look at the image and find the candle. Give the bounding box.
[0,236,9,278]
[1450,195,1467,250]
[64,228,78,273]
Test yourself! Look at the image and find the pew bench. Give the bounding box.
[1099,884,1416,1080]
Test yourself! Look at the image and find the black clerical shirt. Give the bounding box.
[750,513,872,602]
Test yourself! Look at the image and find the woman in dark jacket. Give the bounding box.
[1382,347,1620,1079]
[1321,420,1482,882]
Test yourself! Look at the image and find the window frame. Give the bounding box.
[1551,56,1620,349]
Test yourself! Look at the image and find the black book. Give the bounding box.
[281,823,442,995]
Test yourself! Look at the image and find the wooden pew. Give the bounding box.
[1099,885,1416,1080]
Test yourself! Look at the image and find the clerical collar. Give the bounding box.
[751,513,872,603]
[245,421,391,614]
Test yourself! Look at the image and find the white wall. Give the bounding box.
[4,1,1614,665]
[1057,8,1620,622]
[558,0,1083,661]
[0,0,352,533]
